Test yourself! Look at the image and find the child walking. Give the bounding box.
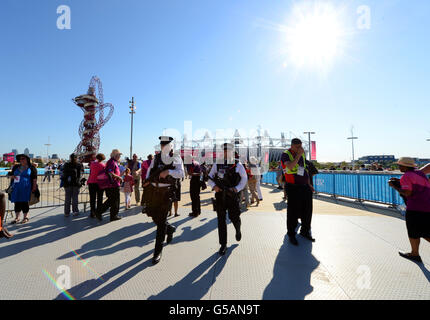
[123,168,134,209]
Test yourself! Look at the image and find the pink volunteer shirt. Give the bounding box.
[88,161,106,184]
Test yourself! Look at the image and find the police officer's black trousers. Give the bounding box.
[215,192,241,246]
[190,177,201,215]
[149,187,176,255]
[286,184,313,236]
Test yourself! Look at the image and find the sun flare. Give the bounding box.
[283,2,346,70]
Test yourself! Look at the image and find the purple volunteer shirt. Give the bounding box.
[400,169,430,212]
[106,158,121,188]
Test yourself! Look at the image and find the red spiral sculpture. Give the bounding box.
[73,76,114,163]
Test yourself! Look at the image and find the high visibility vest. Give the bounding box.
[283,150,306,175]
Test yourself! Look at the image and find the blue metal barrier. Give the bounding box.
[262,171,406,207]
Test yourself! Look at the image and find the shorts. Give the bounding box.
[405,210,430,239]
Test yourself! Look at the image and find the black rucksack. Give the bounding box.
[63,163,79,186]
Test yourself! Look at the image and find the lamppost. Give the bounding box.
[44,136,51,162]
[303,132,315,161]
[129,97,136,159]
[347,131,358,166]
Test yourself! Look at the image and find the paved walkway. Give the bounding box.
[1,183,429,300]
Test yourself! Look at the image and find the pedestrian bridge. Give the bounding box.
[0,183,429,300]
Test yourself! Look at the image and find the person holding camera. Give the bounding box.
[281,138,315,246]
[62,154,84,217]
[389,157,430,263]
[208,143,248,256]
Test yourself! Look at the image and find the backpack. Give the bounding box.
[63,163,79,186]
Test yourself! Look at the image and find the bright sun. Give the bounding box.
[283,2,345,70]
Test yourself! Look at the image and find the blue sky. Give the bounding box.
[1,0,429,162]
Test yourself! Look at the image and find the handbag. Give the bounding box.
[29,188,40,206]
[5,183,13,202]
[96,169,113,189]
[5,183,13,195]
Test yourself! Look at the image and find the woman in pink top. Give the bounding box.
[389,157,430,263]
[87,153,106,218]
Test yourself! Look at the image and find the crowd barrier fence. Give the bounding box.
[262,170,406,207]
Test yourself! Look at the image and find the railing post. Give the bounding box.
[391,182,398,209]
[357,172,362,202]
[332,172,336,198]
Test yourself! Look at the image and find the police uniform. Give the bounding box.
[188,159,202,217]
[208,143,248,255]
[145,136,185,264]
[281,146,315,244]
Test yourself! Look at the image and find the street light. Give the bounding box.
[347,132,358,166]
[303,132,315,161]
[129,97,136,159]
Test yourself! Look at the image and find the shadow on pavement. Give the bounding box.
[273,201,287,211]
[182,198,213,208]
[171,216,218,245]
[263,235,319,300]
[148,245,238,300]
[0,211,96,260]
[55,249,155,300]
[416,263,430,283]
[57,222,155,260]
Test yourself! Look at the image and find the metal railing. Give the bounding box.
[2,173,92,220]
[262,170,407,207]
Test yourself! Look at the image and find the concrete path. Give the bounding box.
[1,183,429,300]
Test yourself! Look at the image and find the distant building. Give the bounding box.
[358,155,396,164]
[415,158,430,166]
[24,148,30,156]
[11,149,18,160]
[29,154,34,159]
[51,154,59,160]
[3,153,15,163]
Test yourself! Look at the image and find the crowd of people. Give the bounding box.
[2,138,430,267]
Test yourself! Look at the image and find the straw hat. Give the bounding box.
[396,157,417,168]
[111,149,123,157]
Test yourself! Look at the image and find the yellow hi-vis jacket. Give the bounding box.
[283,150,307,175]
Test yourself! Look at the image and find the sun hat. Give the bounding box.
[396,157,417,168]
[111,149,123,157]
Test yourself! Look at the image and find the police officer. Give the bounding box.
[143,136,185,265]
[281,138,315,245]
[208,143,248,255]
[188,157,202,217]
